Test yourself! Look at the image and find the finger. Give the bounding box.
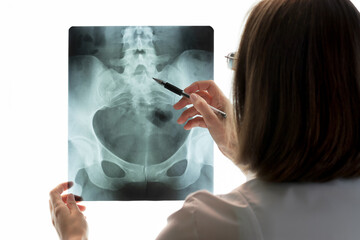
[174,91,212,110]
[49,199,53,212]
[184,117,208,130]
[177,106,199,124]
[173,96,191,110]
[190,93,219,128]
[62,193,86,212]
[67,194,81,213]
[65,203,86,212]
[50,182,74,209]
[62,194,83,203]
[184,80,220,97]
[77,204,86,212]
[49,200,55,226]
[194,91,212,103]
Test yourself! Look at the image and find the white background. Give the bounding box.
[1,0,359,239]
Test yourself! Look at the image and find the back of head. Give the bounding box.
[233,0,360,182]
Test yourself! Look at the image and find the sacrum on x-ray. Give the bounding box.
[68,26,214,200]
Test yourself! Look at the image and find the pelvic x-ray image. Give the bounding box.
[68,26,214,200]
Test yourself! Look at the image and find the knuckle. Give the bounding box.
[184,108,192,115]
[193,81,200,88]
[183,108,195,119]
[206,79,214,85]
[54,206,66,218]
[49,190,56,199]
[188,119,197,128]
[204,114,213,123]
[197,99,208,109]
[189,82,200,92]
[54,207,63,218]
[190,107,198,116]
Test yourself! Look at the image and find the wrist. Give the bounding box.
[65,233,88,240]
[67,236,87,240]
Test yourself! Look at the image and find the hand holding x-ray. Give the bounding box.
[174,80,238,161]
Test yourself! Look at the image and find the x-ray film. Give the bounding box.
[68,26,214,200]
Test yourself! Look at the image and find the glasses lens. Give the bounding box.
[226,52,236,69]
[227,58,234,69]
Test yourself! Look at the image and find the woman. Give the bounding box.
[49,0,360,239]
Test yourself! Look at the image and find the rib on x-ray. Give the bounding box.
[68,26,214,200]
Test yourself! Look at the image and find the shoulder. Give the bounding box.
[156,188,263,240]
[157,178,360,240]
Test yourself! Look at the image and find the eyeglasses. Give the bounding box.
[225,52,237,70]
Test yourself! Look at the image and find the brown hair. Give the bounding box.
[233,0,360,182]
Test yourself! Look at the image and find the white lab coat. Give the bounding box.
[157,177,360,240]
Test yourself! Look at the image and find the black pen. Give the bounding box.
[152,77,227,118]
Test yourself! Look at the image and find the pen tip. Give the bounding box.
[152,77,163,85]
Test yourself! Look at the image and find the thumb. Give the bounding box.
[67,194,80,212]
[190,93,218,127]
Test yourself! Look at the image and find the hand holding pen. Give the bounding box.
[173,80,238,161]
[153,78,227,118]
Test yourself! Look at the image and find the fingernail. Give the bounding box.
[190,93,198,101]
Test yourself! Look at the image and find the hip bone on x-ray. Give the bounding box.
[68,26,214,200]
